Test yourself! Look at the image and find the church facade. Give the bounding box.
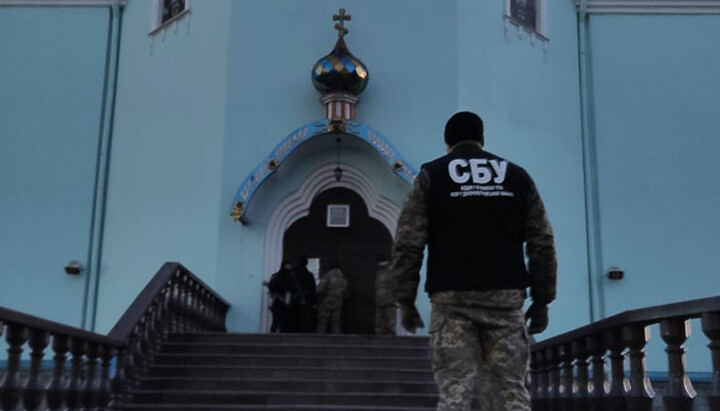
[1,0,719,372]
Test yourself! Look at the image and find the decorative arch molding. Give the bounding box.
[231,119,417,224]
[259,162,402,331]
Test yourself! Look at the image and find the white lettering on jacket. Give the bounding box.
[448,158,508,184]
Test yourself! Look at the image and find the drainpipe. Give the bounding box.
[577,0,605,321]
[82,0,123,331]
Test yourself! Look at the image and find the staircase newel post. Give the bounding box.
[572,338,590,411]
[545,346,561,410]
[660,317,696,411]
[606,328,628,411]
[0,323,28,411]
[623,324,654,411]
[46,334,69,410]
[65,337,86,410]
[98,344,114,408]
[701,311,720,411]
[587,334,608,411]
[530,349,547,411]
[109,347,127,409]
[23,328,49,410]
[83,341,101,408]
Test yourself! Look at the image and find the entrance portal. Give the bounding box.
[283,187,392,334]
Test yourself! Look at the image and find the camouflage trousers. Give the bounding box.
[429,303,530,411]
[375,304,397,335]
[316,302,342,333]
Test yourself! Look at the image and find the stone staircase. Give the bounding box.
[125,332,440,410]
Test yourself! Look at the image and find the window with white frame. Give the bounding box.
[505,0,546,38]
[152,0,190,34]
[327,205,350,228]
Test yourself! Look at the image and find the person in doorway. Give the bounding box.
[391,111,557,410]
[374,257,397,335]
[264,260,293,333]
[316,261,348,334]
[292,256,318,333]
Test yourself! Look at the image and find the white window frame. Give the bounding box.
[326,204,350,228]
[504,0,548,41]
[150,0,191,36]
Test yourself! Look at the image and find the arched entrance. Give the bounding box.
[283,187,392,334]
[261,163,403,333]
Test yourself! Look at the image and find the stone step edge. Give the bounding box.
[139,376,436,385]
[125,404,435,410]
[155,353,429,361]
[133,389,438,398]
[147,364,432,373]
[161,342,428,349]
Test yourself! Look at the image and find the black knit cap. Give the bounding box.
[444,111,484,147]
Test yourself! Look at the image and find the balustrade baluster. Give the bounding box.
[559,343,574,410]
[660,318,696,411]
[109,347,127,408]
[531,350,548,411]
[587,334,607,411]
[545,346,561,410]
[179,275,191,331]
[65,337,86,409]
[134,319,149,379]
[83,341,101,408]
[0,323,28,411]
[702,311,720,411]
[191,282,201,331]
[169,275,182,333]
[571,338,590,411]
[23,328,49,410]
[622,324,654,411]
[46,334,69,410]
[98,344,114,408]
[606,328,628,411]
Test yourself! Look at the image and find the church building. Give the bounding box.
[1,0,719,376]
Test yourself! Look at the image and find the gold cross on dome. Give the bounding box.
[333,8,351,37]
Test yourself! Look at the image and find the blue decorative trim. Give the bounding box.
[231,119,417,223]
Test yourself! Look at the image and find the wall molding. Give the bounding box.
[260,163,401,332]
[576,0,720,14]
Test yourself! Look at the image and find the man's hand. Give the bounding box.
[525,303,549,334]
[400,304,425,334]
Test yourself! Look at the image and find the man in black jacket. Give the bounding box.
[391,111,557,411]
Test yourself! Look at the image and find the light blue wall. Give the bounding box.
[0,7,110,326]
[456,0,589,337]
[95,0,232,332]
[589,14,720,372]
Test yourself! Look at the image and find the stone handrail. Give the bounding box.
[0,262,229,410]
[531,295,720,411]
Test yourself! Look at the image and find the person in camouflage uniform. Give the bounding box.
[391,112,557,411]
[375,258,397,335]
[316,262,348,333]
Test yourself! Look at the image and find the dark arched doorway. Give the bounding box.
[283,187,392,334]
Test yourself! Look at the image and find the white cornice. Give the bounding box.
[576,0,720,14]
[0,0,126,6]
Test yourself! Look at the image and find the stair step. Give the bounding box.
[138,377,438,394]
[168,332,429,347]
[147,364,434,381]
[154,353,431,369]
[124,405,437,411]
[160,342,430,358]
[132,390,438,407]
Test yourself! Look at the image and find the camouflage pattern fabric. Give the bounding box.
[430,302,530,411]
[375,305,397,335]
[316,268,348,333]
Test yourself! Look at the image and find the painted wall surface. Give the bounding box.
[456,0,589,337]
[95,0,231,333]
[217,0,458,332]
[590,14,720,372]
[0,7,110,326]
